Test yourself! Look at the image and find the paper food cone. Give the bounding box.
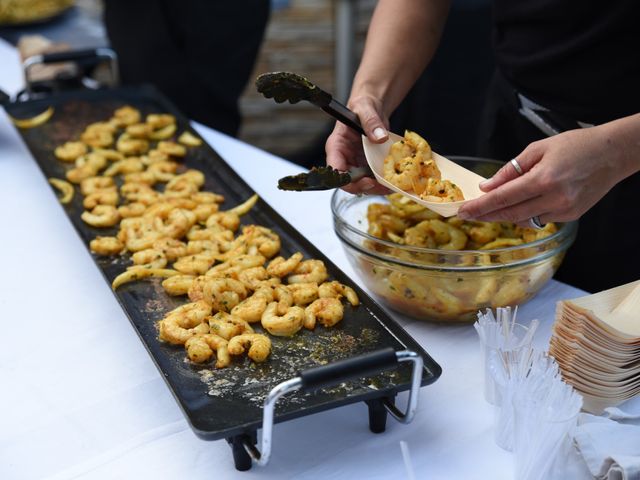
[612,281,640,316]
[553,323,640,360]
[362,132,487,217]
[550,338,640,373]
[567,280,640,340]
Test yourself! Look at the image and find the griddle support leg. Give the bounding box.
[366,396,394,433]
[227,432,256,471]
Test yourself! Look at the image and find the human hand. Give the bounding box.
[325,94,391,195]
[457,127,627,226]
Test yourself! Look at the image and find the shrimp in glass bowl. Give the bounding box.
[331,157,577,323]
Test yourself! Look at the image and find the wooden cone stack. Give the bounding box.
[549,280,640,414]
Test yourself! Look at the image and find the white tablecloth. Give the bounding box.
[0,37,593,480]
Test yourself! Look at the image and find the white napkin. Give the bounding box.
[573,400,640,480]
[603,406,640,424]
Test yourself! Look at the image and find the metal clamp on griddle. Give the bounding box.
[22,47,119,99]
[242,347,424,467]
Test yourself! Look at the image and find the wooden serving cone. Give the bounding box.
[362,132,487,217]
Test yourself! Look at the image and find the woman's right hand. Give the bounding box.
[325,94,391,195]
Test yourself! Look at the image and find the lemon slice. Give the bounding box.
[10,106,54,129]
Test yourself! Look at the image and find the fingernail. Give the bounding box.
[373,127,386,140]
[479,178,492,188]
[457,211,470,220]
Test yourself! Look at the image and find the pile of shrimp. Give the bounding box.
[51,105,360,368]
[382,130,464,202]
[364,193,559,320]
[368,193,557,251]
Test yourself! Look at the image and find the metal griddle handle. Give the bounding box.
[22,48,119,95]
[243,348,424,467]
[382,350,423,423]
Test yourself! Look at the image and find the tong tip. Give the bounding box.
[255,71,331,106]
[277,166,352,191]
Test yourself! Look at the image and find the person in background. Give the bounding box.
[104,0,270,137]
[325,0,640,293]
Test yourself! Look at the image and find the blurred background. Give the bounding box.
[0,0,493,167]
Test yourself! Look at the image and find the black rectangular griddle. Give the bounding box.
[4,84,441,470]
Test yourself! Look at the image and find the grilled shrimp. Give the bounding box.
[383,153,423,192]
[186,239,220,255]
[122,226,162,252]
[428,219,468,250]
[158,300,212,345]
[287,282,319,306]
[112,105,141,127]
[66,165,97,184]
[287,259,328,285]
[207,311,254,340]
[228,334,271,363]
[304,297,344,329]
[164,178,199,198]
[103,157,145,177]
[240,225,281,258]
[404,220,437,248]
[161,274,195,296]
[157,140,187,157]
[175,169,206,187]
[185,334,230,367]
[132,248,167,268]
[146,113,175,130]
[147,160,178,182]
[261,302,304,337]
[203,277,247,312]
[116,134,149,155]
[124,171,157,185]
[149,123,177,140]
[81,205,120,227]
[230,289,271,323]
[173,252,217,275]
[267,252,303,278]
[118,202,147,218]
[193,203,219,223]
[192,191,224,204]
[83,190,119,210]
[80,176,115,196]
[155,208,197,239]
[54,141,88,162]
[152,238,188,261]
[144,149,170,165]
[125,122,152,138]
[318,281,360,306]
[206,211,241,232]
[89,236,124,256]
[237,266,269,291]
[420,178,464,202]
[206,254,266,277]
[81,129,113,148]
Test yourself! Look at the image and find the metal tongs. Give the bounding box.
[255,71,373,191]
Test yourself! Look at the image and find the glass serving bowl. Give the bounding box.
[331,157,578,323]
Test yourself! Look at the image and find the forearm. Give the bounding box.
[596,112,640,180]
[349,0,450,116]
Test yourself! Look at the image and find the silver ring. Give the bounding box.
[510,158,524,176]
[529,216,544,230]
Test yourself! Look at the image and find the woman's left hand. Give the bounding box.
[457,126,632,226]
